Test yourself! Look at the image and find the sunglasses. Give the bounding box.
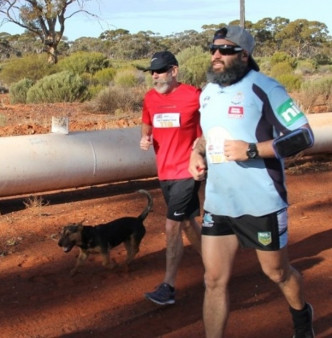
[209,44,243,55]
[150,66,173,75]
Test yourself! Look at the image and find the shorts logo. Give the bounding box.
[258,232,272,246]
[174,211,184,217]
[277,99,304,126]
[203,212,214,228]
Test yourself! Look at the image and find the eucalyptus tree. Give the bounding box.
[275,19,330,58]
[0,0,98,64]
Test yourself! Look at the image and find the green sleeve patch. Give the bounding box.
[277,98,304,127]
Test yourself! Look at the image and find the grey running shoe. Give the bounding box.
[145,283,175,305]
[292,303,315,338]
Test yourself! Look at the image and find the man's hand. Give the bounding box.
[140,135,153,150]
[224,139,249,161]
[189,150,207,181]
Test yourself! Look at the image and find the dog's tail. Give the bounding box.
[137,189,153,221]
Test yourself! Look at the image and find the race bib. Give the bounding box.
[206,127,232,164]
[153,113,180,128]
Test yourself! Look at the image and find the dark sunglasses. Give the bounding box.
[150,66,172,75]
[209,44,243,55]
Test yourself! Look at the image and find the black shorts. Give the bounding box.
[160,178,201,221]
[201,209,288,251]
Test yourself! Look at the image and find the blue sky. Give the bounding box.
[1,0,331,41]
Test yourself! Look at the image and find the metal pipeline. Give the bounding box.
[0,113,331,198]
[304,113,332,154]
[0,127,157,198]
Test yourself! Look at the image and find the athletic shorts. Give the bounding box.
[159,178,201,222]
[201,209,288,251]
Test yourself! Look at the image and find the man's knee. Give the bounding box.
[262,265,295,284]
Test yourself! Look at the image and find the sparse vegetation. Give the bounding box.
[23,195,49,209]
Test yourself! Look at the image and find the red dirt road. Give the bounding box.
[0,168,331,338]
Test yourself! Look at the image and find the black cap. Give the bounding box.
[144,51,178,72]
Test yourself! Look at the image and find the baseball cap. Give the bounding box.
[144,51,178,72]
[213,26,259,71]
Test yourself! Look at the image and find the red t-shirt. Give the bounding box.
[142,83,201,180]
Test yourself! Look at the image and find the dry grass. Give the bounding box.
[23,195,49,209]
[285,154,332,175]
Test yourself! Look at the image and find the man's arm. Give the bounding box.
[140,123,153,151]
[189,136,207,181]
[223,123,313,161]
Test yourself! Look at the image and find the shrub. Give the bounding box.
[276,73,302,92]
[113,68,144,87]
[270,61,294,78]
[0,54,54,86]
[270,52,296,68]
[86,85,145,114]
[57,51,109,75]
[177,46,210,87]
[295,60,317,75]
[92,67,116,86]
[9,78,35,103]
[26,71,88,103]
[300,76,332,112]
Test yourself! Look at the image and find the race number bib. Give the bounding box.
[153,113,180,128]
[206,127,232,163]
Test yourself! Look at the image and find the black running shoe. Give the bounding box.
[145,283,175,305]
[292,303,315,338]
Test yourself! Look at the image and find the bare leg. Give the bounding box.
[163,218,184,286]
[202,234,239,338]
[182,218,202,255]
[256,247,305,310]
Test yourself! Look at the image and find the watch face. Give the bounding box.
[247,144,258,159]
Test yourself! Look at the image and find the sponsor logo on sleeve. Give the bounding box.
[277,99,305,126]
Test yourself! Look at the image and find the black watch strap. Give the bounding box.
[246,143,259,159]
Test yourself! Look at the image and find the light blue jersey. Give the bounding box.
[200,70,308,217]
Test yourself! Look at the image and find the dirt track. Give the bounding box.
[0,168,331,338]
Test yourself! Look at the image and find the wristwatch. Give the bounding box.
[246,143,259,159]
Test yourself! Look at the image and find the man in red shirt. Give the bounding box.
[140,51,202,305]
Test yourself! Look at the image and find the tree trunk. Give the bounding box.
[47,45,58,64]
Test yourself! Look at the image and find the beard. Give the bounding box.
[207,56,248,86]
[153,73,173,94]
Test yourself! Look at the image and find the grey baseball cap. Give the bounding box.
[144,51,178,72]
[213,26,259,71]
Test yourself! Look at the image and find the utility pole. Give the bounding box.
[240,0,245,28]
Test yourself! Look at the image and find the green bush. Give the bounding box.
[177,47,210,87]
[113,68,143,87]
[87,84,106,98]
[270,61,294,78]
[0,54,54,86]
[86,85,145,114]
[270,52,296,67]
[276,73,302,91]
[26,71,88,103]
[9,78,34,103]
[57,51,110,75]
[295,60,317,75]
[92,67,116,86]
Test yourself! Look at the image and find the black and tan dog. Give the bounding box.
[58,189,153,276]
